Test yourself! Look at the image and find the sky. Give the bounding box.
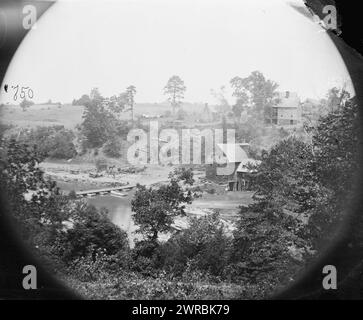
[0,0,354,105]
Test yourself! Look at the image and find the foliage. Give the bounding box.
[229,208,307,285]
[20,98,34,111]
[68,190,77,199]
[308,95,360,246]
[126,85,137,114]
[72,94,91,106]
[67,249,130,282]
[252,136,325,214]
[107,93,128,115]
[1,85,359,300]
[131,182,194,242]
[80,87,130,148]
[81,98,117,148]
[210,86,232,115]
[168,167,195,185]
[160,212,231,277]
[64,266,248,300]
[0,139,69,243]
[16,126,77,159]
[103,137,122,157]
[164,75,186,114]
[313,96,359,197]
[48,129,77,159]
[176,108,187,120]
[230,71,279,123]
[237,93,360,280]
[131,170,197,242]
[59,204,129,262]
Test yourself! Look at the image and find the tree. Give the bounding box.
[73,94,91,106]
[0,139,69,243]
[48,129,77,159]
[313,95,358,196]
[230,78,249,122]
[16,126,78,160]
[230,71,279,123]
[169,167,195,185]
[323,87,351,114]
[308,95,359,246]
[90,87,103,102]
[227,136,318,286]
[210,86,232,115]
[60,204,129,261]
[131,170,196,243]
[81,89,118,148]
[107,93,128,116]
[80,88,137,148]
[126,85,137,124]
[20,98,34,111]
[103,136,122,158]
[252,136,323,214]
[164,75,186,116]
[176,108,187,120]
[230,207,306,286]
[160,212,230,276]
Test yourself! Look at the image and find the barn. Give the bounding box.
[206,143,261,190]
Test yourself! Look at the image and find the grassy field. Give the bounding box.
[1,104,84,129]
[0,102,208,130]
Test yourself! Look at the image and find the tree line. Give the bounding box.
[0,87,359,298]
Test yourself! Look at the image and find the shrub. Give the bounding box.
[68,190,77,199]
[160,212,231,276]
[103,137,122,158]
[15,126,77,159]
[60,205,129,262]
[47,129,77,159]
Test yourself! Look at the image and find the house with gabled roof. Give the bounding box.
[206,143,261,191]
[272,91,301,126]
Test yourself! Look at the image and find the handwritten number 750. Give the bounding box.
[11,85,34,101]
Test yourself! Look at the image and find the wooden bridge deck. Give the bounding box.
[76,185,135,197]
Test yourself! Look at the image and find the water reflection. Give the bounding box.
[87,195,139,247]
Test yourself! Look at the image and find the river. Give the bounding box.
[56,180,139,246]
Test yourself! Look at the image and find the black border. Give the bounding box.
[0,0,363,302]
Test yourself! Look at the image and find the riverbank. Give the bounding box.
[42,159,254,246]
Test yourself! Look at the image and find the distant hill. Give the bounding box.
[1,104,84,129]
[0,102,213,129]
[133,102,208,116]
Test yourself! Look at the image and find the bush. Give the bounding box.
[15,126,77,159]
[67,249,131,282]
[130,240,162,275]
[47,129,77,159]
[20,98,34,111]
[60,205,129,262]
[68,190,77,199]
[159,212,231,277]
[103,137,122,158]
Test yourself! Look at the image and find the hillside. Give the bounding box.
[0,102,209,130]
